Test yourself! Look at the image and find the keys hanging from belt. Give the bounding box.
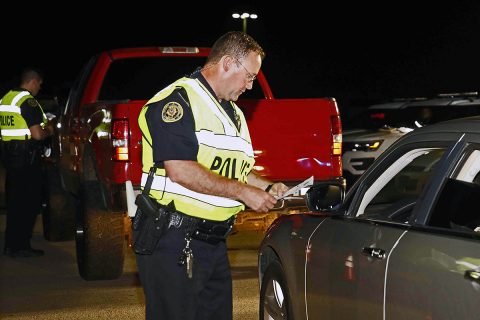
[178,235,194,279]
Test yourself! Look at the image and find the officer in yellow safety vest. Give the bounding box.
[0,68,54,258]
[135,31,289,320]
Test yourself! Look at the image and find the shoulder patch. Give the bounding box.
[27,98,38,107]
[162,102,183,123]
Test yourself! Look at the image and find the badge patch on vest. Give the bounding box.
[162,102,183,122]
[27,98,38,107]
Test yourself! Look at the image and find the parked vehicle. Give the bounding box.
[48,47,342,280]
[342,92,480,185]
[259,116,480,319]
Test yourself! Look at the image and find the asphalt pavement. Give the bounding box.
[0,213,263,319]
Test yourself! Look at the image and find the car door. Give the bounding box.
[386,141,480,320]
[58,58,96,192]
[306,140,452,319]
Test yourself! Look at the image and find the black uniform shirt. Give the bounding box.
[15,88,44,128]
[145,70,240,167]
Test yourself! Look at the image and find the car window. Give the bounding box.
[64,56,97,117]
[428,148,480,234]
[356,148,446,223]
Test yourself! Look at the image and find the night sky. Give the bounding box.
[2,2,479,118]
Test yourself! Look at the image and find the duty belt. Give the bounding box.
[168,210,235,245]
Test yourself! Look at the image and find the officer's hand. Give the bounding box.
[267,182,289,198]
[240,185,277,213]
[45,122,55,136]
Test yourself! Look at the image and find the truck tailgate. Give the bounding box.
[240,98,342,181]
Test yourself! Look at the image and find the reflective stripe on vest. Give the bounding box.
[12,91,30,106]
[141,174,242,208]
[138,77,255,221]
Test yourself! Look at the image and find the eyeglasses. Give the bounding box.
[235,58,257,82]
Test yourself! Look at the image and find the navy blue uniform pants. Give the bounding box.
[4,159,42,251]
[136,227,233,320]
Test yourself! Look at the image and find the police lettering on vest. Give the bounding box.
[0,115,15,126]
[210,156,251,182]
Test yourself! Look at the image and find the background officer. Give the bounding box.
[136,31,288,319]
[0,68,54,257]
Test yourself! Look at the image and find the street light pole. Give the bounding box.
[232,12,258,33]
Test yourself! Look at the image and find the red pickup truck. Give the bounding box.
[46,47,342,280]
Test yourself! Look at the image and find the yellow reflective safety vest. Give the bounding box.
[0,90,47,141]
[138,77,255,221]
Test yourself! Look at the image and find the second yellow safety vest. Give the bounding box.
[0,90,47,141]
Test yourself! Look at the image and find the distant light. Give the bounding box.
[231,12,258,33]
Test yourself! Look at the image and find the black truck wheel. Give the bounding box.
[76,207,125,280]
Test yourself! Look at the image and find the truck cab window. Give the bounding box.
[99,57,206,101]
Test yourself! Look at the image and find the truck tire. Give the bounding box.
[76,181,125,280]
[42,163,75,241]
[76,208,125,280]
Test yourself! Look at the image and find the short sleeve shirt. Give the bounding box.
[145,87,197,165]
[145,71,240,166]
[16,89,44,128]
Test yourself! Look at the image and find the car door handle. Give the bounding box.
[362,247,387,260]
[464,270,480,284]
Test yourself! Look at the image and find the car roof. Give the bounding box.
[369,92,480,110]
[407,115,480,135]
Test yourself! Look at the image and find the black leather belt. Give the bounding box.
[168,211,235,245]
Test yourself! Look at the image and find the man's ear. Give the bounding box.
[221,55,235,72]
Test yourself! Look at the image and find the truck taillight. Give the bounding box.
[112,119,129,161]
[331,115,342,156]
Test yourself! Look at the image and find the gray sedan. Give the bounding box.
[259,116,480,319]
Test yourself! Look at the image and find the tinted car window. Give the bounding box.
[429,179,480,232]
[429,148,480,234]
[359,148,445,223]
[64,56,97,116]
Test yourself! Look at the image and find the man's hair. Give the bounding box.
[206,31,265,64]
[20,68,43,85]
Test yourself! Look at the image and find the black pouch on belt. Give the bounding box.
[192,217,235,245]
[132,166,172,255]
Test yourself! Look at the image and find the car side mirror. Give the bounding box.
[306,177,346,212]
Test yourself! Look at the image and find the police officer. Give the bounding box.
[1,68,53,257]
[136,31,288,319]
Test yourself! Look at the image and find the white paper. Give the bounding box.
[275,176,314,200]
[125,180,139,217]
